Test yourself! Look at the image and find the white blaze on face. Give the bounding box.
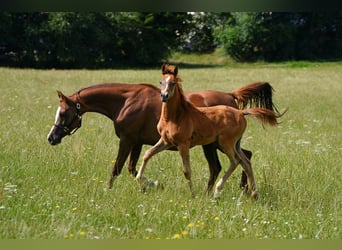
[47,106,61,139]
[162,76,171,92]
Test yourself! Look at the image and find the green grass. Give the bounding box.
[0,60,341,239]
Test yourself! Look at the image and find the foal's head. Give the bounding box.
[160,63,182,102]
[47,91,82,145]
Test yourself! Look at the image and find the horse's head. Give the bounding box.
[160,63,180,102]
[47,91,82,145]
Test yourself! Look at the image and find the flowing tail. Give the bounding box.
[242,107,286,127]
[232,82,281,115]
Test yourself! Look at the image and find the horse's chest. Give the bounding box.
[158,121,192,145]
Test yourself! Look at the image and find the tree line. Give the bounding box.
[0,12,341,68]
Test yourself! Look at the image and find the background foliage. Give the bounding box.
[0,12,341,68]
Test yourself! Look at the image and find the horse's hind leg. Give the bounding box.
[202,143,222,193]
[128,144,142,177]
[236,143,258,199]
[108,139,132,189]
[240,148,252,189]
[213,139,240,199]
[214,153,239,199]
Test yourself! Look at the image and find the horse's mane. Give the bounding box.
[76,82,158,95]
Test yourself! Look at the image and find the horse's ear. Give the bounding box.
[57,90,66,101]
[174,65,178,76]
[161,63,167,74]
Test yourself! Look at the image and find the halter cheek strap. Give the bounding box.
[54,102,82,135]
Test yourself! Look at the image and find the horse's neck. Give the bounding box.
[161,88,189,122]
[76,86,127,119]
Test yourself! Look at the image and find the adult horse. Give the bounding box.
[47,80,278,192]
[135,64,281,199]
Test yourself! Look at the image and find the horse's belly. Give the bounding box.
[189,130,216,147]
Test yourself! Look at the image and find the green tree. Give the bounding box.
[216,12,342,62]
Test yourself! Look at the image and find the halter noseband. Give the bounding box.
[54,102,82,136]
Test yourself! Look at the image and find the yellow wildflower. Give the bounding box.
[173,233,181,239]
[182,230,189,237]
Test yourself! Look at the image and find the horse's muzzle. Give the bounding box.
[47,132,62,145]
[161,93,169,102]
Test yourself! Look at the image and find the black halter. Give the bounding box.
[54,102,82,135]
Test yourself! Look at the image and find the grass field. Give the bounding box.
[0,60,341,239]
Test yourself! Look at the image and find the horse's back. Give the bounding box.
[198,105,246,134]
[186,90,237,108]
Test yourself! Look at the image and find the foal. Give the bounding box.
[136,64,280,199]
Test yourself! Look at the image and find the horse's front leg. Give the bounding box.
[136,139,170,192]
[108,138,132,189]
[178,143,195,197]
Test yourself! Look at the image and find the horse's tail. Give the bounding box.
[232,82,281,115]
[242,107,286,127]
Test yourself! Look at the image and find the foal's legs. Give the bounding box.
[202,143,222,193]
[178,143,195,197]
[236,147,258,199]
[136,139,171,191]
[108,139,132,188]
[214,152,239,199]
[240,148,252,189]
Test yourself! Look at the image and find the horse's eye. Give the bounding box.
[159,80,162,85]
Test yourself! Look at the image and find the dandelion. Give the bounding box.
[214,216,220,221]
[172,233,181,239]
[79,231,86,236]
[182,215,188,220]
[71,207,77,212]
[181,230,189,237]
[55,205,60,209]
[187,223,195,228]
[196,220,205,227]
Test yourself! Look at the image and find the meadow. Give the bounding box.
[0,60,341,239]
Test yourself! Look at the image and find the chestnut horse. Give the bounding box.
[135,64,281,198]
[47,80,279,192]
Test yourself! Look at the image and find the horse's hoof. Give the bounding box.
[251,191,259,200]
[154,181,164,190]
[213,190,221,199]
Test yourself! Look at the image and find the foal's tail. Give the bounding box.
[232,82,281,115]
[242,107,286,127]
